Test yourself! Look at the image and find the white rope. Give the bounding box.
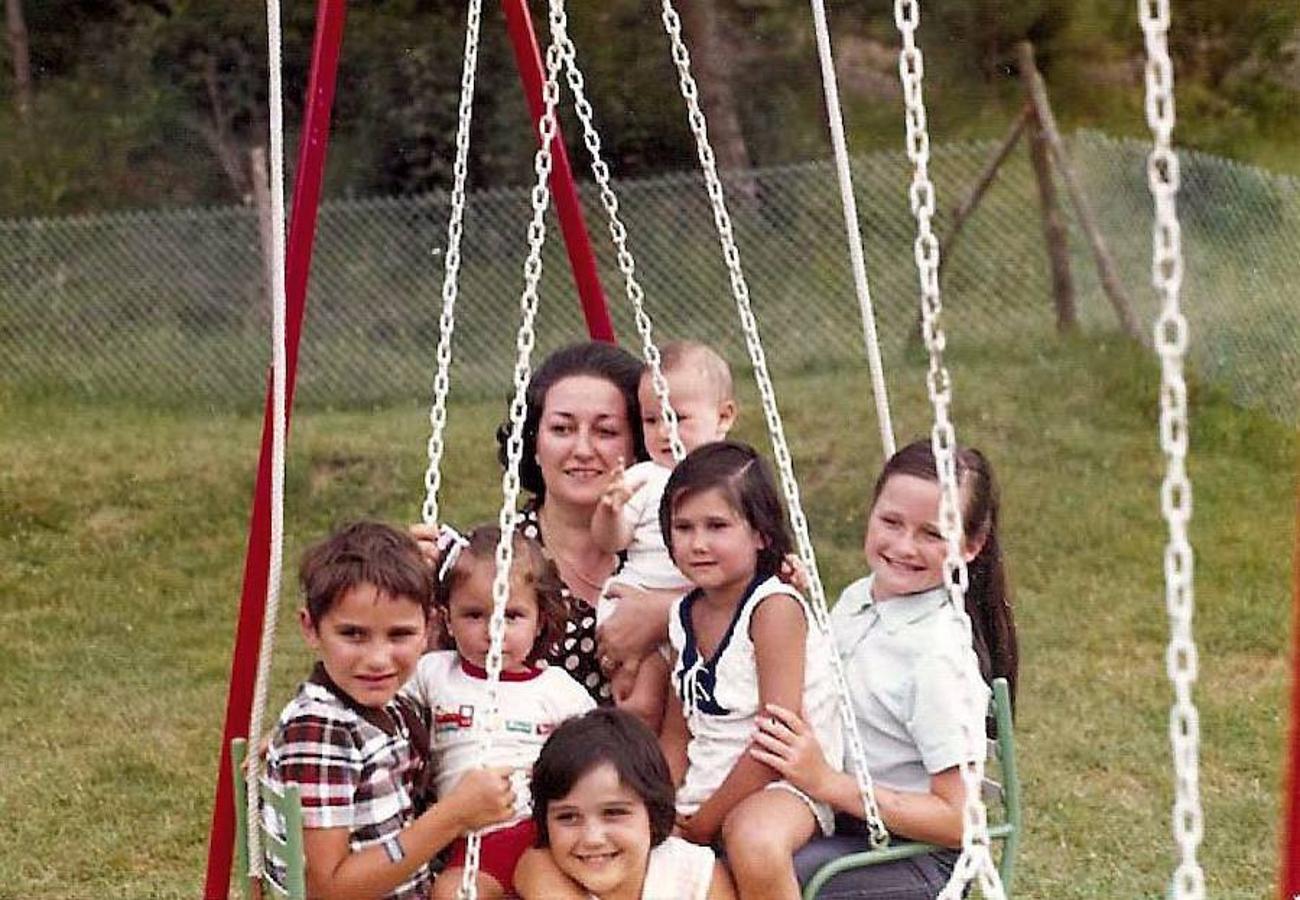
[551,12,685,463]
[458,10,565,897]
[888,2,1002,897]
[246,0,290,879]
[806,0,896,459]
[659,0,889,850]
[421,0,485,527]
[1138,2,1204,897]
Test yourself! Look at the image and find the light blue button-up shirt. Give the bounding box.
[830,575,988,793]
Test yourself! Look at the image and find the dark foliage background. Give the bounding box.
[0,0,1296,216]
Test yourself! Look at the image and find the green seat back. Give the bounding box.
[231,738,308,900]
[801,677,1021,899]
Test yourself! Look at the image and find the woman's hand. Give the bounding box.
[749,703,835,803]
[408,522,443,568]
[596,583,677,665]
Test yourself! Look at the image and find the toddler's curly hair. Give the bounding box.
[433,524,569,665]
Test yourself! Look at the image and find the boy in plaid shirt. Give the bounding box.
[264,521,516,899]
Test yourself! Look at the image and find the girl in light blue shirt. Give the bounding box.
[751,439,1018,898]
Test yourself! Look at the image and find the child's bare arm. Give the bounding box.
[680,594,807,844]
[679,746,776,845]
[598,584,681,665]
[753,703,970,848]
[613,651,669,733]
[301,767,514,899]
[514,848,588,899]
[659,687,690,788]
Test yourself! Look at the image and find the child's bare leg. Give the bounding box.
[432,867,506,900]
[720,789,816,900]
[513,848,587,899]
[613,651,669,734]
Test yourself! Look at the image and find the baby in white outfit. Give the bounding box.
[591,341,736,731]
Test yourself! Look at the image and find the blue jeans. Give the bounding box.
[794,822,959,899]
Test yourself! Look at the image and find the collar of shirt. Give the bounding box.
[459,657,544,682]
[842,576,951,635]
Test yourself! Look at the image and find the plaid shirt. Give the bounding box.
[263,664,431,900]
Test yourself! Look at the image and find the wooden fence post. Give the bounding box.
[1019,41,1143,342]
[1019,43,1076,333]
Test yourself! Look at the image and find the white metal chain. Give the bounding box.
[247,0,290,879]
[421,0,484,527]
[660,0,890,849]
[551,11,684,463]
[457,11,565,900]
[807,0,896,459]
[1138,2,1204,897]
[890,2,1003,896]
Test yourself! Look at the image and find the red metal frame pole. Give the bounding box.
[1281,474,1300,898]
[501,0,616,342]
[201,1,347,895]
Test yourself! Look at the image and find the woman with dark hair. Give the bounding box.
[417,341,666,704]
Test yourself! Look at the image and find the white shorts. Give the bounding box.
[766,780,836,836]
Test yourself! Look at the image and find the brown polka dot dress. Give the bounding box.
[518,503,613,705]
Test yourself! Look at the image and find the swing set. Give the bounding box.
[200,1,1300,898]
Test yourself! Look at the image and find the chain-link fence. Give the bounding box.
[2,131,1296,422]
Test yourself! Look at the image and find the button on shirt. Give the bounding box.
[831,575,988,794]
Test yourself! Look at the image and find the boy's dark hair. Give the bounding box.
[659,440,793,582]
[531,708,676,848]
[873,439,1019,710]
[433,524,569,665]
[496,341,647,500]
[299,521,434,622]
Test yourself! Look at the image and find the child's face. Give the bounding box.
[545,761,653,898]
[669,487,764,596]
[444,559,541,673]
[300,583,426,708]
[864,473,967,599]
[638,369,735,467]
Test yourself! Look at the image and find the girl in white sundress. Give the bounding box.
[659,440,843,900]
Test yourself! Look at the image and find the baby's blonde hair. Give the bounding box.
[656,340,733,403]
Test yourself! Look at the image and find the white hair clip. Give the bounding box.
[436,525,470,582]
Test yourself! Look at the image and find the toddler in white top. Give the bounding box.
[403,524,595,900]
[591,341,736,730]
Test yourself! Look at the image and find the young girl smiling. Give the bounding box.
[516,708,735,899]
[658,441,843,900]
[752,439,1018,898]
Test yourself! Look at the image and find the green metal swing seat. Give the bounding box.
[801,677,1021,899]
[231,738,308,900]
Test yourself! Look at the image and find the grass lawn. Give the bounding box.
[0,335,1294,898]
